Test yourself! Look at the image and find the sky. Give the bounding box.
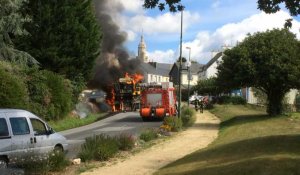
[109,0,300,64]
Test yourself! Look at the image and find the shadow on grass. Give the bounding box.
[157,134,300,175]
[220,114,271,128]
[190,123,219,130]
[161,157,300,175]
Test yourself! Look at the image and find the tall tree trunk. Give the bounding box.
[266,90,285,116]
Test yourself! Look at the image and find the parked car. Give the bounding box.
[189,95,203,104]
[0,109,68,168]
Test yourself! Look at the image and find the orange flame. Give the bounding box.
[105,86,116,112]
[132,73,144,84]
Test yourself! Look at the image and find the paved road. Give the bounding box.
[59,112,162,158]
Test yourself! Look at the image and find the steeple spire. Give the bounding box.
[137,33,148,62]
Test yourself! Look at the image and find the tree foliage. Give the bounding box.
[0,61,29,109]
[18,0,102,80]
[193,77,222,96]
[143,0,184,12]
[217,29,300,116]
[25,67,73,121]
[0,0,38,65]
[143,0,300,15]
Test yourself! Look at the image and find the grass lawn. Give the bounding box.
[155,105,300,175]
[48,113,108,132]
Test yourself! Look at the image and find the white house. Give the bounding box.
[199,52,223,80]
[169,62,204,89]
[199,51,299,106]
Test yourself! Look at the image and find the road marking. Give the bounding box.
[94,126,134,132]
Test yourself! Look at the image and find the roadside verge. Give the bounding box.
[81,111,220,175]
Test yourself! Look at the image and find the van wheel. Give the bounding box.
[0,157,8,169]
[54,145,63,154]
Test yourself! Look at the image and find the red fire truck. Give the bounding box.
[140,82,177,121]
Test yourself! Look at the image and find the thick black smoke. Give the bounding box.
[89,0,141,89]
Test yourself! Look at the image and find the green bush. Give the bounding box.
[230,96,246,104]
[181,106,196,127]
[79,134,119,162]
[218,96,246,105]
[25,68,73,120]
[139,129,158,142]
[17,151,69,174]
[296,94,300,112]
[116,133,136,151]
[0,62,29,109]
[163,116,182,132]
[44,71,73,120]
[47,151,70,171]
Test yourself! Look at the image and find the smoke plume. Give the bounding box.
[89,0,141,89]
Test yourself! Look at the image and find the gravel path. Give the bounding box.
[81,110,220,175]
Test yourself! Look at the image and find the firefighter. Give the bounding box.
[194,99,199,111]
[199,98,204,113]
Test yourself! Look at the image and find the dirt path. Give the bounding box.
[81,111,220,175]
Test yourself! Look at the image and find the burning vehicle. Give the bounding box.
[106,73,143,112]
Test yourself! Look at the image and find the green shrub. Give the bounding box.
[116,133,136,151]
[139,129,158,142]
[44,71,73,120]
[181,106,196,127]
[230,96,246,104]
[296,94,300,112]
[25,68,73,120]
[0,62,29,109]
[218,96,246,105]
[95,138,119,161]
[163,116,182,132]
[79,134,119,162]
[47,151,70,171]
[17,151,69,174]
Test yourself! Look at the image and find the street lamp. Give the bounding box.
[186,46,191,107]
[178,9,183,118]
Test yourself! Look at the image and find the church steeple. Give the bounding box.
[137,34,148,62]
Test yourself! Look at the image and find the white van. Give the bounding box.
[0,109,68,168]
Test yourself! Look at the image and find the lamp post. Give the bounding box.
[186,46,191,107]
[178,9,183,118]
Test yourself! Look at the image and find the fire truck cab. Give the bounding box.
[140,82,177,121]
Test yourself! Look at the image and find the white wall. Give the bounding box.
[205,56,222,79]
[181,73,198,86]
[146,73,169,84]
[246,88,298,105]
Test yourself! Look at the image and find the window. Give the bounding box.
[30,118,47,135]
[0,118,9,138]
[10,117,30,135]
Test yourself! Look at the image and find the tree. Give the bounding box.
[193,77,222,96]
[143,0,184,12]
[17,0,102,81]
[0,0,38,65]
[143,0,299,27]
[217,29,300,116]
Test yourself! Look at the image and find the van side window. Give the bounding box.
[30,118,47,135]
[0,118,9,138]
[10,117,30,135]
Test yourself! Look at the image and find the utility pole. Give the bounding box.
[178,10,183,118]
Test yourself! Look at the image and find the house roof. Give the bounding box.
[203,52,223,71]
[140,62,172,77]
[171,62,204,75]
